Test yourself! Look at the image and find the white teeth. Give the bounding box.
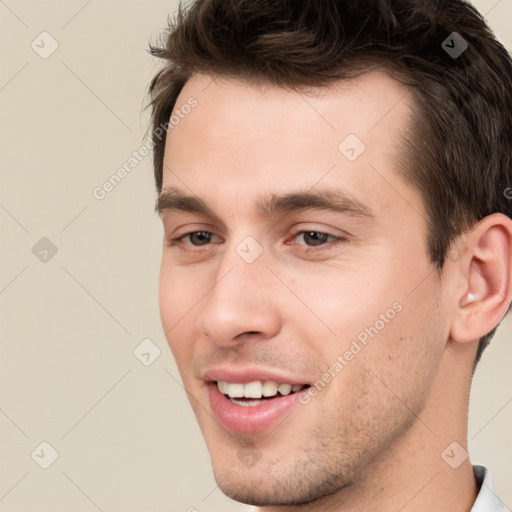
[226,383,244,398]
[244,381,263,398]
[216,380,305,399]
[262,381,279,397]
[277,383,292,396]
[230,398,262,407]
[217,380,229,394]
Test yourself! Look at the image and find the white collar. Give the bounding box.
[471,465,504,511]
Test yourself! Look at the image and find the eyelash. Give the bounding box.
[166,230,347,253]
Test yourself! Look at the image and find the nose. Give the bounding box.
[196,244,282,347]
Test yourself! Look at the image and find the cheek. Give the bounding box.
[301,267,444,398]
[158,259,197,359]
[158,262,176,332]
[159,254,199,321]
[359,282,446,397]
[281,261,401,348]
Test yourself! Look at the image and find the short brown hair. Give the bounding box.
[147,0,512,363]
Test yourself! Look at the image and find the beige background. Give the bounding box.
[0,1,511,510]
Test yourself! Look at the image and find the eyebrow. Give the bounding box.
[156,185,375,223]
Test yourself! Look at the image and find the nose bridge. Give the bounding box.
[196,236,279,344]
[212,233,269,302]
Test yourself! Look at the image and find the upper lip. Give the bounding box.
[202,367,310,386]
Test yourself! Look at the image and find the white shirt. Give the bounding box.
[471,465,504,511]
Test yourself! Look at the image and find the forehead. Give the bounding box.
[161,70,422,224]
[169,69,411,138]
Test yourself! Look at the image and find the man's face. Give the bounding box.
[158,72,451,506]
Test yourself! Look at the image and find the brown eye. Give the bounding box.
[186,231,213,246]
[301,231,332,246]
[294,231,337,247]
[167,231,220,249]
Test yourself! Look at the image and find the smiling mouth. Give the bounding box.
[216,380,310,406]
[207,378,312,433]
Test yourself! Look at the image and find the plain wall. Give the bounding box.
[0,0,510,510]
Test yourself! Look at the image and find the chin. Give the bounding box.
[207,444,353,508]
[214,473,304,507]
[213,470,349,508]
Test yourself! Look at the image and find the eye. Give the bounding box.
[166,229,346,253]
[290,230,345,249]
[167,231,221,248]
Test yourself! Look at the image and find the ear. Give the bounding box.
[450,213,512,343]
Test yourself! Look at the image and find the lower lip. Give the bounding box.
[208,383,306,434]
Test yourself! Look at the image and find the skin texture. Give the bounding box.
[158,71,512,511]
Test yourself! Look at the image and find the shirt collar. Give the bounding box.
[471,465,504,512]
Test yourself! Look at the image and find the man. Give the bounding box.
[147,0,512,510]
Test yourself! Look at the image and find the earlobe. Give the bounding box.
[450,214,512,344]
